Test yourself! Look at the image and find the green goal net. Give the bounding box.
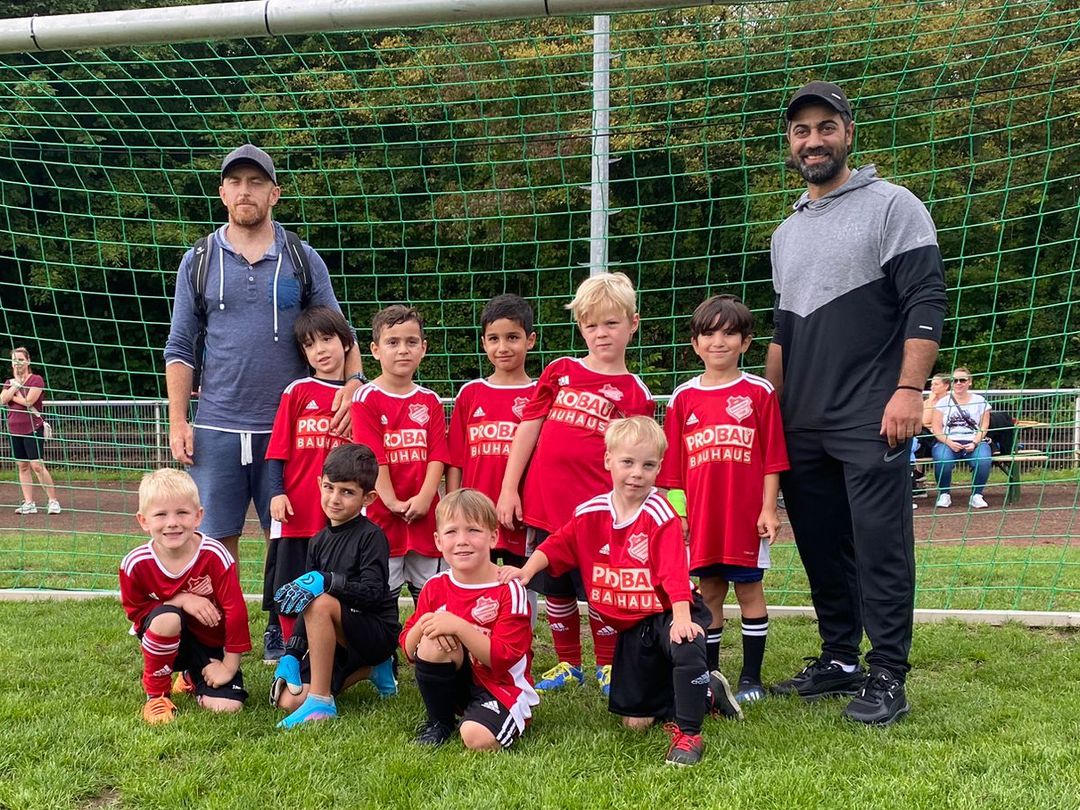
[0,0,1077,614]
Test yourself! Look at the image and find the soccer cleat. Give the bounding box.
[935,493,952,508]
[262,624,285,664]
[770,657,865,701]
[369,657,398,698]
[415,719,455,746]
[171,671,195,697]
[969,493,989,509]
[142,695,178,725]
[841,668,910,725]
[734,676,766,705]
[14,501,37,515]
[663,722,704,766]
[707,670,744,720]
[535,661,584,692]
[595,664,612,697]
[277,694,337,729]
[47,500,61,514]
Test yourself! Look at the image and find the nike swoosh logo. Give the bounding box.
[916,233,934,243]
[883,447,908,463]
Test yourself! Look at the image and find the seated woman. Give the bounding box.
[930,367,992,509]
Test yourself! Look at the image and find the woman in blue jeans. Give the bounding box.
[930,367,992,509]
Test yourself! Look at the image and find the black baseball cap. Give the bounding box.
[785,81,852,120]
[220,144,277,183]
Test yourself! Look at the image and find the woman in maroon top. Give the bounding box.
[1,347,60,514]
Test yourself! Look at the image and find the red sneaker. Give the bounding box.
[664,722,704,766]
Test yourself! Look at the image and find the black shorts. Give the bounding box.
[263,536,312,610]
[526,527,585,600]
[692,563,764,584]
[452,657,524,749]
[139,606,248,703]
[608,596,711,720]
[490,549,527,569]
[299,607,399,696]
[9,429,44,461]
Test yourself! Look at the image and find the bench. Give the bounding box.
[992,449,1051,504]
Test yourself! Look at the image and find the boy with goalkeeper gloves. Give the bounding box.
[271,443,401,729]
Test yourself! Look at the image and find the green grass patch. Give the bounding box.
[0,600,1076,809]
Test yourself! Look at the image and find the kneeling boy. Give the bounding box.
[500,416,741,765]
[272,443,401,729]
[119,469,251,724]
[401,489,538,750]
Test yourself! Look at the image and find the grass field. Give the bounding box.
[1,599,1078,810]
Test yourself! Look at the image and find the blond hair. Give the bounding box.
[565,272,637,323]
[138,468,201,514]
[435,488,498,532]
[604,416,667,456]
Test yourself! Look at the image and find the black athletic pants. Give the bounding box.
[780,425,915,680]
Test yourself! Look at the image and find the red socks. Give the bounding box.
[141,629,180,697]
[589,607,617,667]
[546,596,582,667]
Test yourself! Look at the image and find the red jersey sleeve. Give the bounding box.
[211,556,252,654]
[539,517,580,578]
[399,579,437,661]
[351,388,388,464]
[649,515,693,607]
[520,361,559,421]
[760,389,790,475]
[118,558,153,629]
[425,393,451,465]
[657,391,685,489]
[486,579,533,675]
[447,388,469,469]
[265,387,295,462]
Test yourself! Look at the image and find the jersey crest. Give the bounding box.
[626,532,650,563]
[186,575,213,596]
[726,395,753,422]
[408,402,431,426]
[599,383,623,402]
[512,397,529,419]
[471,595,500,624]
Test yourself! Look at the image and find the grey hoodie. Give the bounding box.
[770,165,947,431]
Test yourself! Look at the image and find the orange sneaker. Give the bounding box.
[142,695,178,725]
[171,671,195,696]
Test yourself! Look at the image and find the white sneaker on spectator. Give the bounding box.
[47,500,61,514]
[14,501,37,514]
[969,494,988,509]
[935,494,951,508]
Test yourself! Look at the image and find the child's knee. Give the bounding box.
[459,721,500,751]
[307,593,338,616]
[415,635,458,664]
[146,609,182,636]
[622,716,654,732]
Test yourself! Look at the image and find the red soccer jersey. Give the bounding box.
[448,378,537,556]
[657,373,790,570]
[400,571,539,731]
[351,383,450,557]
[542,490,692,632]
[119,534,251,654]
[520,357,655,532]
[265,377,347,539]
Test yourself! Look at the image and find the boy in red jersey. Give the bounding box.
[500,417,741,765]
[119,469,251,725]
[271,444,401,729]
[497,272,654,695]
[658,295,789,704]
[401,489,538,749]
[264,306,353,644]
[352,305,450,601]
[447,294,537,570]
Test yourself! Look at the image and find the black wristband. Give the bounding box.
[896,385,923,393]
[346,372,367,384]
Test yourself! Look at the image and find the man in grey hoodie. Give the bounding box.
[164,144,365,661]
[765,82,946,725]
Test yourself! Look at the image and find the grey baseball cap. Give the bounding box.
[220,144,277,183]
[785,81,852,120]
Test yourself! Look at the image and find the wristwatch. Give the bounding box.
[346,372,367,384]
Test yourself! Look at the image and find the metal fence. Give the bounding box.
[27,389,1080,471]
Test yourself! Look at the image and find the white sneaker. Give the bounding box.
[935,494,952,508]
[47,500,61,515]
[14,501,37,514]
[969,494,988,509]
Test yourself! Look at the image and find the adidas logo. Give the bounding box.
[598,543,610,556]
[550,623,567,632]
[473,407,486,418]
[691,671,711,686]
[231,684,244,690]
[596,625,617,636]
[305,399,319,410]
[558,375,570,386]
[686,413,699,426]
[482,700,500,713]
[151,665,173,677]
[380,415,388,425]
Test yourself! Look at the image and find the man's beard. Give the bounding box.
[787,145,848,185]
[230,205,268,228]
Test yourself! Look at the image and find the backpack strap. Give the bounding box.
[189,236,212,392]
[283,230,312,308]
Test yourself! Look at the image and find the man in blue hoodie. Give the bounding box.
[765,82,947,725]
[165,144,365,660]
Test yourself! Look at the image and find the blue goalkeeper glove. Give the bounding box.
[269,653,303,706]
[274,571,326,615]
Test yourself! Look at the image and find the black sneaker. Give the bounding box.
[262,624,285,664]
[841,668,910,725]
[770,657,866,700]
[415,719,455,746]
[707,670,744,721]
